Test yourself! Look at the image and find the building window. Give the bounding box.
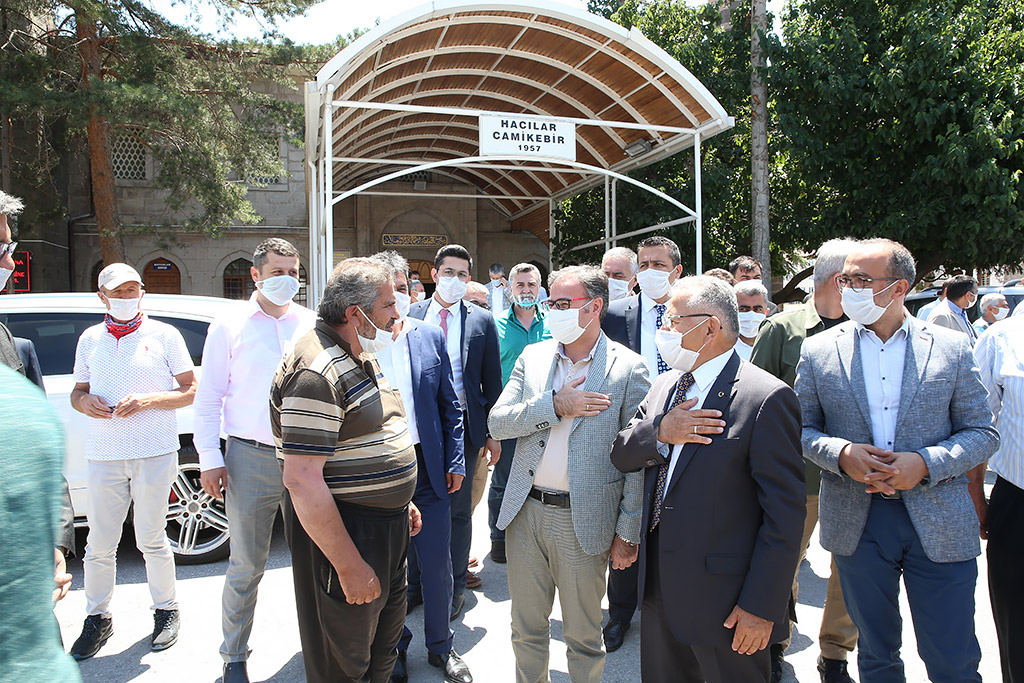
[223,258,255,300]
[111,128,148,181]
[295,265,308,307]
[247,133,284,187]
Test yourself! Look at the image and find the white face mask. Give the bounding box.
[607,277,631,302]
[0,266,12,290]
[106,296,141,321]
[655,319,708,373]
[636,268,674,300]
[395,291,412,318]
[738,311,766,338]
[840,280,898,326]
[993,306,1009,321]
[546,301,594,345]
[355,307,394,354]
[257,275,300,306]
[435,276,468,304]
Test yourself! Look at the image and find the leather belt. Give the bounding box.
[529,487,570,508]
[873,491,902,501]
[231,436,276,450]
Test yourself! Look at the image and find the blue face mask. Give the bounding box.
[515,294,539,308]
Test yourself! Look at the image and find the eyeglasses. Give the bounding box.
[0,241,17,258]
[664,313,712,322]
[835,275,899,291]
[541,297,593,311]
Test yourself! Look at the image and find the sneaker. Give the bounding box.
[70,614,113,660]
[151,608,179,651]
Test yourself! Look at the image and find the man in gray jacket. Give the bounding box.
[488,265,649,683]
[797,238,998,683]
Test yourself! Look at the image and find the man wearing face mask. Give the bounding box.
[408,245,503,616]
[973,293,1009,335]
[599,235,683,651]
[610,275,805,683]
[601,247,638,303]
[193,238,315,683]
[271,258,422,683]
[69,263,197,660]
[926,274,979,344]
[733,280,769,361]
[370,252,471,683]
[797,239,998,683]
[490,263,551,565]
[489,265,649,683]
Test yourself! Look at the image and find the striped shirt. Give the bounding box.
[270,320,417,509]
[975,317,1024,489]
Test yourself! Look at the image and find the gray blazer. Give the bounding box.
[488,334,650,553]
[926,298,976,343]
[797,315,998,562]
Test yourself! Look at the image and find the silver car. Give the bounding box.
[0,292,240,564]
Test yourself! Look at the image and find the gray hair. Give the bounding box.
[813,239,859,289]
[734,279,769,304]
[465,281,488,298]
[318,258,392,325]
[253,238,299,271]
[670,275,739,341]
[860,238,916,284]
[548,265,610,320]
[372,250,409,280]
[601,247,638,275]
[0,191,24,217]
[980,292,1005,311]
[508,262,541,283]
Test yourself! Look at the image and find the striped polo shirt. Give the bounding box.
[270,320,417,509]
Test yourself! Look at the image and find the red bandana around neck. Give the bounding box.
[105,313,143,340]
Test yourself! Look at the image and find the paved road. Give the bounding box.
[58,481,1002,682]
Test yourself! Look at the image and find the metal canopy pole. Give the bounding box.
[604,176,611,251]
[323,86,335,290]
[611,178,618,248]
[694,131,703,274]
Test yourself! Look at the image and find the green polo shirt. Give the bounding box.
[495,305,551,386]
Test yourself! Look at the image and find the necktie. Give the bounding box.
[654,304,670,375]
[439,307,450,340]
[649,371,696,532]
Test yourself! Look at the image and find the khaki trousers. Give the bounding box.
[783,494,858,659]
[470,447,489,512]
[506,497,608,683]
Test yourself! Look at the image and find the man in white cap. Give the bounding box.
[69,263,197,660]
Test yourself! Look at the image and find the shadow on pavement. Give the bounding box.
[76,634,152,682]
[265,652,305,681]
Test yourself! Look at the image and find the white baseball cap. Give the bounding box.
[97,263,144,291]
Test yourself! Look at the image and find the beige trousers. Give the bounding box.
[783,494,859,660]
[506,497,608,683]
[470,447,489,512]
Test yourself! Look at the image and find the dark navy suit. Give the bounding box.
[387,319,464,656]
[408,298,502,597]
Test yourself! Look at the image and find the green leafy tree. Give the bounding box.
[770,0,1024,280]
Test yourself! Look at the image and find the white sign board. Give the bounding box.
[479,114,576,162]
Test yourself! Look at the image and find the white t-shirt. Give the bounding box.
[73,316,194,461]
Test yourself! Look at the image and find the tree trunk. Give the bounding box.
[751,0,771,293]
[76,11,124,266]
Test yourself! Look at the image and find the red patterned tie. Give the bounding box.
[439,307,450,340]
[649,371,696,532]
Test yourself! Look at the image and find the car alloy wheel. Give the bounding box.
[166,461,230,564]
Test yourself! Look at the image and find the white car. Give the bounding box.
[0,292,240,564]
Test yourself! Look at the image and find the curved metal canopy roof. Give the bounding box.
[307,0,734,224]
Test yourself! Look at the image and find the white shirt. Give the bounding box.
[661,349,734,485]
[73,316,194,461]
[733,339,753,361]
[426,296,467,408]
[533,336,599,492]
[975,316,1024,489]
[377,322,420,445]
[639,292,669,376]
[193,295,316,470]
[857,316,910,452]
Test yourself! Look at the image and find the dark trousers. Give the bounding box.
[834,497,982,683]
[988,476,1024,683]
[448,429,478,597]
[607,558,640,624]
[641,526,769,682]
[283,493,409,683]
[402,449,454,656]
[487,438,516,543]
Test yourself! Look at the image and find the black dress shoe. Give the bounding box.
[602,619,630,653]
[770,643,785,683]
[151,608,180,651]
[389,650,408,683]
[490,540,507,564]
[817,655,854,683]
[449,593,465,621]
[407,591,423,613]
[428,649,473,683]
[223,661,250,683]
[70,614,113,661]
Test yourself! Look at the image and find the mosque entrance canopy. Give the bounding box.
[304,0,734,304]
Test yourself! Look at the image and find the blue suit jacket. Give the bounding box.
[409,298,503,451]
[403,318,465,499]
[602,294,642,353]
